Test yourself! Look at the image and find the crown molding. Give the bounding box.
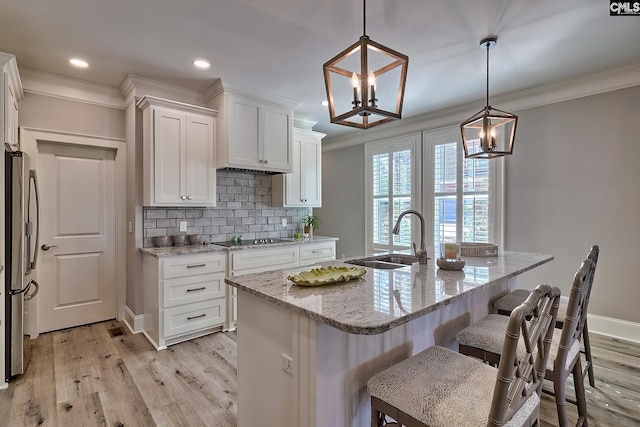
[1,53,24,101]
[119,74,206,107]
[203,78,299,109]
[19,67,124,109]
[136,95,217,117]
[322,59,640,152]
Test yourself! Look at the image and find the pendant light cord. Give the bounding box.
[486,41,490,107]
[363,0,367,36]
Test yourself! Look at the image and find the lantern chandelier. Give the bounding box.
[322,0,409,129]
[460,36,518,159]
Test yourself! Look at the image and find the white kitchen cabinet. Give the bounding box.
[1,53,23,149]
[142,252,226,350]
[226,245,300,330]
[298,240,336,266]
[272,127,325,207]
[138,96,217,206]
[207,82,295,173]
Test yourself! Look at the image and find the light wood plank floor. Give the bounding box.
[1,320,638,426]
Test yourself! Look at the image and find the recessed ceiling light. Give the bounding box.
[193,59,210,70]
[321,100,329,106]
[69,58,89,68]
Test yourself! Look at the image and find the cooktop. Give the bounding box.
[212,238,289,247]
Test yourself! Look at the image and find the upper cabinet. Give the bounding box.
[1,53,23,149]
[206,82,296,174]
[138,96,217,207]
[272,125,325,207]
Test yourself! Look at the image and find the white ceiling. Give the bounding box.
[1,0,639,139]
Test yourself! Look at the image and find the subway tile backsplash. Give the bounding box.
[143,170,311,247]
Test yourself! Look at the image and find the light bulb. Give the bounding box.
[368,71,376,88]
[351,72,359,88]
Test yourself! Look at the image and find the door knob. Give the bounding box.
[41,244,58,251]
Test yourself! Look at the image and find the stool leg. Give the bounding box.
[582,320,595,387]
[573,357,589,427]
[553,371,569,427]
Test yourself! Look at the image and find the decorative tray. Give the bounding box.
[436,258,466,271]
[288,266,366,287]
[460,242,498,257]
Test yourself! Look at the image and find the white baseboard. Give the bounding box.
[123,305,145,334]
[588,314,640,344]
[0,381,7,390]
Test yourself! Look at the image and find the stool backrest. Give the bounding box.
[556,259,593,372]
[583,244,599,326]
[488,284,561,426]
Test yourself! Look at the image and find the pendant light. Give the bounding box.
[461,37,518,159]
[322,0,408,129]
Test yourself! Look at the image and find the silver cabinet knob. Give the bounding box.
[187,195,192,200]
[181,195,187,200]
[41,244,58,251]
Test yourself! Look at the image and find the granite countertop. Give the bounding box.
[139,235,339,257]
[225,251,553,335]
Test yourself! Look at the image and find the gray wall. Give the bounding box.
[504,86,640,323]
[315,144,365,259]
[19,92,125,138]
[320,85,640,324]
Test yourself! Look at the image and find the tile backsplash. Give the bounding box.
[143,170,311,247]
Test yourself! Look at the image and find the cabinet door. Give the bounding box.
[228,95,262,168]
[300,136,322,206]
[4,71,19,148]
[154,108,185,204]
[284,137,303,206]
[263,104,292,172]
[185,114,215,205]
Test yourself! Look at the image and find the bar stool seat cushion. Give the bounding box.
[367,345,540,427]
[495,290,569,324]
[456,314,580,372]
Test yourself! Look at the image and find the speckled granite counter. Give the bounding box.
[139,235,338,257]
[231,250,554,427]
[226,251,552,335]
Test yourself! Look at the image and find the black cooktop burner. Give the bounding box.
[212,238,288,247]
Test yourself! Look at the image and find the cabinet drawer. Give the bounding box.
[162,253,226,279]
[163,273,225,308]
[231,246,298,273]
[163,299,225,338]
[299,241,336,262]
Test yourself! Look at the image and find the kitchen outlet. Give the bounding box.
[281,353,294,376]
[281,218,287,227]
[128,221,133,234]
[179,221,188,232]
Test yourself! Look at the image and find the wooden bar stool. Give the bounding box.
[367,284,561,427]
[457,260,594,427]
[493,245,598,387]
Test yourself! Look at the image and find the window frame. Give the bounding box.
[364,133,422,255]
[422,126,504,251]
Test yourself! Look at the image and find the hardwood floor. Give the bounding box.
[0,320,638,426]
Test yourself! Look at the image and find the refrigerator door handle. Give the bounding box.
[29,169,41,270]
[24,279,40,301]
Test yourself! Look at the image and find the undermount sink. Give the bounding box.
[345,254,420,270]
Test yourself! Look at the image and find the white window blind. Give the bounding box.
[365,134,421,254]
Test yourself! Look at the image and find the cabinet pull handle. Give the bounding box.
[186,286,206,292]
[264,159,268,164]
[187,313,207,320]
[312,249,331,254]
[187,195,192,200]
[181,195,187,200]
[186,263,206,269]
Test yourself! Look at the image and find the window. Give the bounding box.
[425,128,503,254]
[365,134,421,254]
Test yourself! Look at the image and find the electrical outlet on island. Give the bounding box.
[179,221,187,232]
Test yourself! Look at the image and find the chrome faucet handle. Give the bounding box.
[413,242,429,264]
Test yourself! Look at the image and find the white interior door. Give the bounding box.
[37,142,116,332]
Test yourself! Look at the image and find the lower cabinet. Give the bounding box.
[143,252,226,350]
[225,241,337,330]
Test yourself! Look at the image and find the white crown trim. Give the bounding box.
[19,67,125,109]
[120,74,206,106]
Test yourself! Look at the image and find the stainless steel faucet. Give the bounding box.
[392,209,428,264]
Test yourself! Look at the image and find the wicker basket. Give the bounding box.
[460,242,498,257]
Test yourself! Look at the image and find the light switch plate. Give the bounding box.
[179,221,187,232]
[281,218,287,227]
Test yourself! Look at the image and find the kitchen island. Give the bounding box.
[225,251,553,427]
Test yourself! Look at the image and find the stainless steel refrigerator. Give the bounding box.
[4,150,40,380]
